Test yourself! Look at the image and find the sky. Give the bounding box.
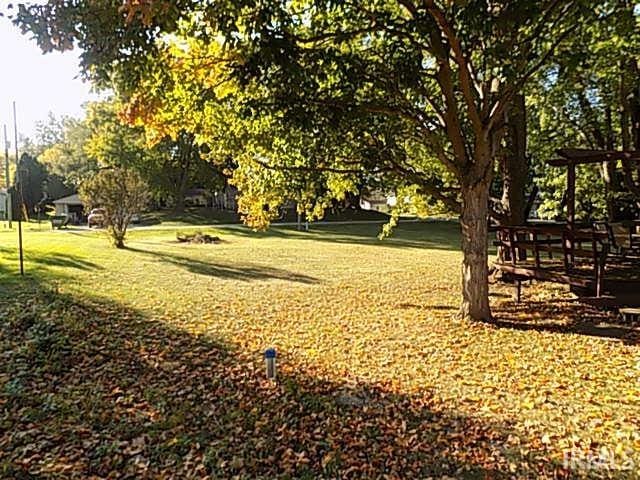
[0,12,98,143]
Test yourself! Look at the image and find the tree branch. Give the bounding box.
[251,157,391,175]
[488,18,580,132]
[423,0,483,132]
[385,156,461,213]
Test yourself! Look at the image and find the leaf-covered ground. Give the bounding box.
[0,222,638,479]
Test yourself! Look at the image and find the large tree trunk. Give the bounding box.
[620,60,640,200]
[174,156,191,214]
[630,60,640,209]
[630,59,640,150]
[501,94,529,226]
[174,189,187,214]
[173,132,196,215]
[460,177,492,321]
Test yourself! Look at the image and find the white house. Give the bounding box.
[0,188,7,220]
[360,191,396,213]
[212,185,238,211]
[53,193,85,223]
[184,188,212,207]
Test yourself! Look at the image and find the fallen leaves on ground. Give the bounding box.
[0,223,638,479]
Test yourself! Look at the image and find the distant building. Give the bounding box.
[184,188,212,207]
[212,185,238,211]
[360,191,396,213]
[0,188,7,220]
[53,193,85,223]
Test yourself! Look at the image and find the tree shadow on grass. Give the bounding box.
[149,208,241,226]
[25,253,103,271]
[225,221,465,251]
[126,246,320,284]
[489,299,639,345]
[0,248,102,296]
[0,285,585,479]
[0,246,101,272]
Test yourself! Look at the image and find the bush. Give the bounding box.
[80,168,149,248]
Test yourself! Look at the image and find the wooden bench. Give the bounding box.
[619,308,640,322]
[493,224,609,297]
[594,221,640,257]
[628,220,640,253]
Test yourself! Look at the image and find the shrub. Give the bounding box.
[80,167,149,248]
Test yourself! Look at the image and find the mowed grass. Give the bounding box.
[0,221,638,479]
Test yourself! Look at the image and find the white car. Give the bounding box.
[88,208,106,228]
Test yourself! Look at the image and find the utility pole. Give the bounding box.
[3,124,11,228]
[13,102,19,175]
[13,101,24,275]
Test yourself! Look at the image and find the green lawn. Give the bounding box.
[0,221,637,479]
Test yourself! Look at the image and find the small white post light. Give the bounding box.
[264,348,277,380]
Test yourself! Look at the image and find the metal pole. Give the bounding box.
[3,124,11,228]
[13,102,24,275]
[13,102,19,172]
[18,203,24,276]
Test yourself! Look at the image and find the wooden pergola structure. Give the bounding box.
[494,149,640,308]
[548,148,640,227]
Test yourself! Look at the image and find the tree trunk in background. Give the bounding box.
[174,181,187,214]
[173,158,191,215]
[620,60,640,200]
[173,136,194,215]
[630,59,640,150]
[460,176,492,321]
[345,191,362,211]
[631,61,640,211]
[602,160,617,220]
[602,106,617,220]
[501,94,529,226]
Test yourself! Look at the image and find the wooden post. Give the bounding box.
[592,232,600,297]
[566,162,576,226]
[566,161,576,265]
[496,229,505,263]
[508,228,517,266]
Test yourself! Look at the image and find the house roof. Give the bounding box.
[53,193,83,205]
